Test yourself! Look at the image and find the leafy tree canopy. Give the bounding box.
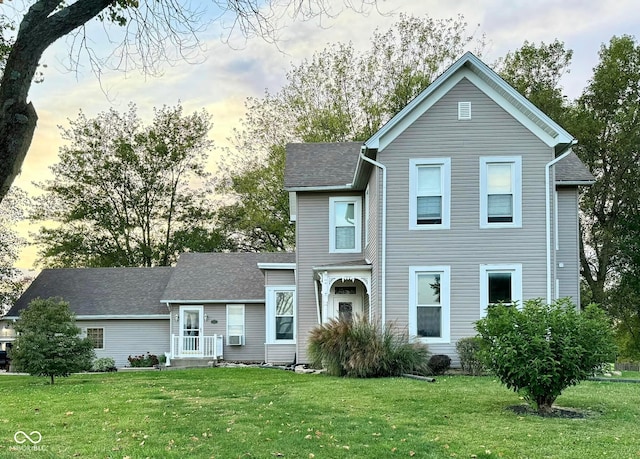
[32,102,232,267]
[0,187,29,315]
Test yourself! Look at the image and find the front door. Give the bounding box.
[180,306,203,356]
[331,283,363,322]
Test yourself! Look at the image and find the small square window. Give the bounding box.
[86,328,104,349]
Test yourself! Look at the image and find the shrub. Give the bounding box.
[308,316,429,377]
[128,352,160,367]
[91,357,117,372]
[475,298,617,414]
[427,354,451,375]
[456,337,484,375]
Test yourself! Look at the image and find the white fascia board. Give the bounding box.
[285,184,353,192]
[288,192,297,222]
[75,314,170,320]
[312,265,372,272]
[365,52,573,152]
[555,180,596,186]
[161,299,265,304]
[257,263,296,270]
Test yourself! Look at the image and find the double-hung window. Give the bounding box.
[329,197,361,253]
[226,304,245,345]
[409,266,450,343]
[409,158,451,230]
[480,157,522,228]
[266,286,296,344]
[480,264,522,317]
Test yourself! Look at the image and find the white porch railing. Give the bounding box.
[171,334,224,360]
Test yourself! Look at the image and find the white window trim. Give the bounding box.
[86,327,105,350]
[226,304,245,345]
[409,266,451,344]
[480,156,522,228]
[409,158,451,230]
[479,264,523,318]
[329,196,362,253]
[265,286,296,344]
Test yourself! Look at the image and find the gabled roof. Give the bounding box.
[284,142,362,191]
[162,252,295,303]
[555,151,595,185]
[6,267,173,318]
[364,51,575,154]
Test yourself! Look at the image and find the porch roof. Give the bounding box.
[6,267,173,318]
[555,151,595,185]
[162,252,295,303]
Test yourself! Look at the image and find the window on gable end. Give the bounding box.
[480,157,522,228]
[409,158,451,230]
[409,266,450,344]
[479,264,523,318]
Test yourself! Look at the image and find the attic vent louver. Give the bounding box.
[458,101,471,120]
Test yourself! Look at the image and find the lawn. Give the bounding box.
[1,368,639,458]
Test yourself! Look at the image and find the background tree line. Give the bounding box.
[1,10,639,359]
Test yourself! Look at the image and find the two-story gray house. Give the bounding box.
[285,51,593,363]
[2,52,592,368]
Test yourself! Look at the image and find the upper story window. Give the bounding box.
[409,158,451,230]
[409,266,451,343]
[480,264,523,318]
[329,196,362,253]
[480,157,522,228]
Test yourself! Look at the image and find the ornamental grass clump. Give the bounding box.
[475,298,617,415]
[308,316,429,377]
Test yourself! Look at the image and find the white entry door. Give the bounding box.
[331,284,363,322]
[180,306,203,356]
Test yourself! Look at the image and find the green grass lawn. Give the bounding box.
[1,368,639,458]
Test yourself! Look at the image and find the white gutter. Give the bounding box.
[545,141,577,303]
[359,149,387,324]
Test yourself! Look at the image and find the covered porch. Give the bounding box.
[170,334,224,360]
[313,260,372,324]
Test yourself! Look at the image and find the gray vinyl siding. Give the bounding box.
[264,270,295,286]
[379,78,554,361]
[265,344,296,364]
[78,319,169,368]
[295,191,364,362]
[169,303,266,362]
[365,167,381,318]
[556,187,580,304]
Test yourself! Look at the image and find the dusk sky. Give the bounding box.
[8,0,640,268]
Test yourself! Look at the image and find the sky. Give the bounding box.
[7,0,640,268]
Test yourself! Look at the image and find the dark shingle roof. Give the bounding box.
[284,142,362,189]
[555,151,595,184]
[6,267,173,318]
[162,252,295,302]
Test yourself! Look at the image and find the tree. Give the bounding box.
[570,35,640,310]
[0,187,29,315]
[0,0,378,203]
[11,297,95,384]
[219,14,485,250]
[33,103,229,267]
[217,145,294,252]
[476,299,616,415]
[496,39,573,124]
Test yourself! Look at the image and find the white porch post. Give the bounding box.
[320,271,330,324]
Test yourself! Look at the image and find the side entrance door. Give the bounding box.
[180,306,203,356]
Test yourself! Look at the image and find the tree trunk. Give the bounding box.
[0,0,115,202]
[535,395,557,415]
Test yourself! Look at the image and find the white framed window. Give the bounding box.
[86,327,104,349]
[409,158,451,230]
[266,286,296,344]
[329,196,362,253]
[480,264,523,318]
[409,266,450,344]
[226,304,245,345]
[480,157,522,228]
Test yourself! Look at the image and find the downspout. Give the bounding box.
[545,141,577,304]
[359,148,387,324]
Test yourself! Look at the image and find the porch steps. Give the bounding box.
[166,358,217,369]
